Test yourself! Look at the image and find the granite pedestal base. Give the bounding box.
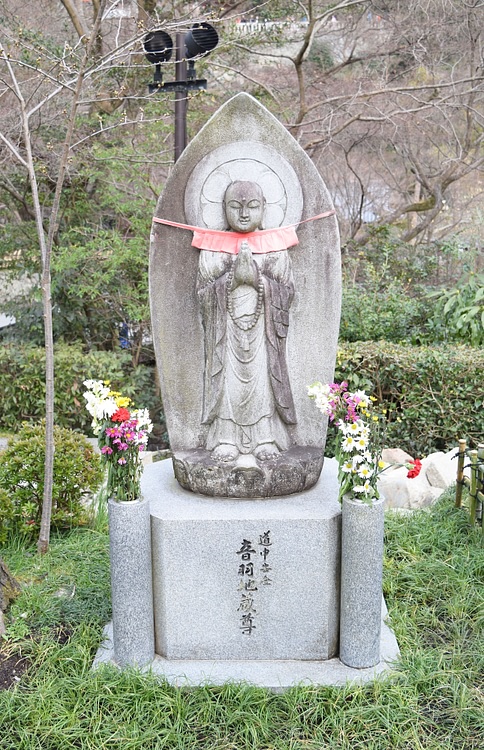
[93,458,400,687]
[145,458,341,661]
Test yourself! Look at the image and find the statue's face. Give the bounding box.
[224,182,265,233]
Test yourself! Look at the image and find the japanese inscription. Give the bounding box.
[236,530,273,635]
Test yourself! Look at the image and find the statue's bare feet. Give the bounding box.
[254,442,280,461]
[211,444,239,462]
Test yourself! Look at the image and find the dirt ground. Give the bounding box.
[0,648,29,689]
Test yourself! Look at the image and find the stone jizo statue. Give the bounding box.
[150,93,341,497]
[197,181,296,465]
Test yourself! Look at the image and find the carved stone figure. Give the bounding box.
[150,93,341,497]
[197,181,296,465]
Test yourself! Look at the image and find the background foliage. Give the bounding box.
[0,344,163,436]
[335,341,484,457]
[0,1,482,462]
[0,422,103,542]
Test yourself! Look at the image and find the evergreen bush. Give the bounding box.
[340,280,426,343]
[0,343,161,433]
[0,421,103,540]
[426,272,484,347]
[334,342,484,457]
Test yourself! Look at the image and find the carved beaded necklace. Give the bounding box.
[226,260,264,332]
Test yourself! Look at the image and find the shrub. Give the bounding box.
[426,272,484,347]
[334,341,484,457]
[340,280,426,343]
[0,421,104,540]
[0,343,162,433]
[340,228,482,345]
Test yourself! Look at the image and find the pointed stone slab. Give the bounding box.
[150,93,341,495]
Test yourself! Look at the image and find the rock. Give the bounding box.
[423,450,457,489]
[378,444,468,510]
[150,92,341,497]
[378,465,441,510]
[381,447,413,467]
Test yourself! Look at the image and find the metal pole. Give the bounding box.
[174,32,187,162]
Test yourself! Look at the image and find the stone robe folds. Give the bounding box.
[197,248,297,455]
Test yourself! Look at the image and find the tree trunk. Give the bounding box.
[37,263,55,555]
[0,557,20,637]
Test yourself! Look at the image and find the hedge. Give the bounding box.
[0,343,160,433]
[1,342,481,458]
[335,341,483,457]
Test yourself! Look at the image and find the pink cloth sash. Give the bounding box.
[152,210,336,255]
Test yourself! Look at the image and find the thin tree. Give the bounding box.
[0,1,108,553]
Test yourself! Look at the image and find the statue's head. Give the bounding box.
[223,181,266,233]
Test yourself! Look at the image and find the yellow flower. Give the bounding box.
[116,396,131,408]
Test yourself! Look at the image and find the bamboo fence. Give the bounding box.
[455,439,484,534]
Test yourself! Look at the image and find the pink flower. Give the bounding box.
[118,457,127,465]
[101,446,113,455]
[113,439,129,450]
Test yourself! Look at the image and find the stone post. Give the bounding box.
[339,495,385,668]
[108,496,154,667]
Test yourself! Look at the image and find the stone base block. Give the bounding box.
[142,458,341,661]
[172,445,324,498]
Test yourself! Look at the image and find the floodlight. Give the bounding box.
[143,30,173,64]
[185,22,219,60]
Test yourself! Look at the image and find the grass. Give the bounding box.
[0,488,483,749]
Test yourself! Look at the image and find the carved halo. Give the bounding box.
[184,142,304,230]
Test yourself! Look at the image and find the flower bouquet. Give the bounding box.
[83,380,153,502]
[308,380,421,504]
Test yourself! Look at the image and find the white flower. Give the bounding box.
[342,434,357,452]
[132,408,153,433]
[131,408,153,447]
[354,434,370,451]
[357,463,373,480]
[307,382,331,415]
[339,419,369,437]
[353,389,370,409]
[83,379,117,433]
[353,479,372,495]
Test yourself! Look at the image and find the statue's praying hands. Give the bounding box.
[231,241,258,289]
